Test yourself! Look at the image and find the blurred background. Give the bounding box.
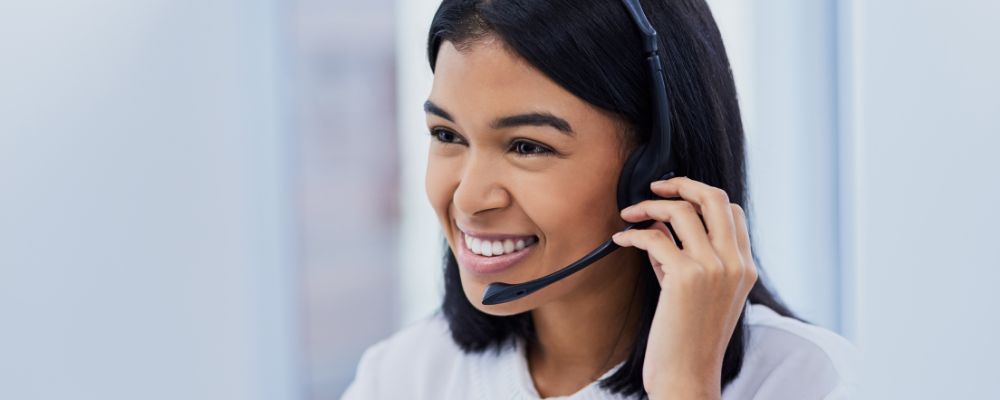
[1,0,998,399]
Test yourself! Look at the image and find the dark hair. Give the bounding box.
[427,0,800,398]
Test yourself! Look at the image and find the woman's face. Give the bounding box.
[425,38,637,315]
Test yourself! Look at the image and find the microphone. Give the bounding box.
[481,219,656,305]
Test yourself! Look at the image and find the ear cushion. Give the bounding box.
[617,144,678,212]
[616,144,649,211]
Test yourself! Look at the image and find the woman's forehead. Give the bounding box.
[428,40,603,131]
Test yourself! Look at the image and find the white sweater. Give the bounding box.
[341,303,859,399]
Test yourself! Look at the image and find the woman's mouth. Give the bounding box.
[456,230,538,274]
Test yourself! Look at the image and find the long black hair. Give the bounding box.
[426,0,799,398]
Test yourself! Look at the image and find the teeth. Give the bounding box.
[463,233,536,257]
[481,239,492,256]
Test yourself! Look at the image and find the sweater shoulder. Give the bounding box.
[724,304,860,399]
[372,311,458,359]
[341,312,468,400]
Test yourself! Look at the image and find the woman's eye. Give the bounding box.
[430,128,462,144]
[429,129,551,156]
[511,140,553,156]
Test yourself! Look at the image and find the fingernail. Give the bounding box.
[612,231,624,240]
[651,180,667,188]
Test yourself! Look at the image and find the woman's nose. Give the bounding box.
[452,155,511,217]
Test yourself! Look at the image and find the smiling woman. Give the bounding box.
[342,0,857,399]
[426,37,636,318]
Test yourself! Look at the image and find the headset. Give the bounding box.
[481,0,678,305]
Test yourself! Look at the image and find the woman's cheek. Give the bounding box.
[425,157,458,218]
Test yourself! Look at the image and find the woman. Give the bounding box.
[344,0,857,398]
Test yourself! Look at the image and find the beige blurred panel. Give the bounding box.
[288,0,400,398]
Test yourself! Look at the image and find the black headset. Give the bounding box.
[481,0,677,305]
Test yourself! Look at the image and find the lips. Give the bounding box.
[455,228,538,275]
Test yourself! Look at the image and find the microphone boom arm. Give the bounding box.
[481,219,656,305]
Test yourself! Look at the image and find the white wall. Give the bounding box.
[840,0,1000,397]
[395,0,443,326]
[0,1,302,399]
[708,0,843,332]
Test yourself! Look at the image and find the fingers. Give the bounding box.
[612,223,682,283]
[730,203,758,286]
[622,177,756,280]
[645,221,673,282]
[650,177,738,260]
[730,203,751,257]
[621,198,716,260]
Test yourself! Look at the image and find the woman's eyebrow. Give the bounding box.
[424,100,454,122]
[424,100,575,137]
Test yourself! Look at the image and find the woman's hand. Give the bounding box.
[611,177,758,400]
